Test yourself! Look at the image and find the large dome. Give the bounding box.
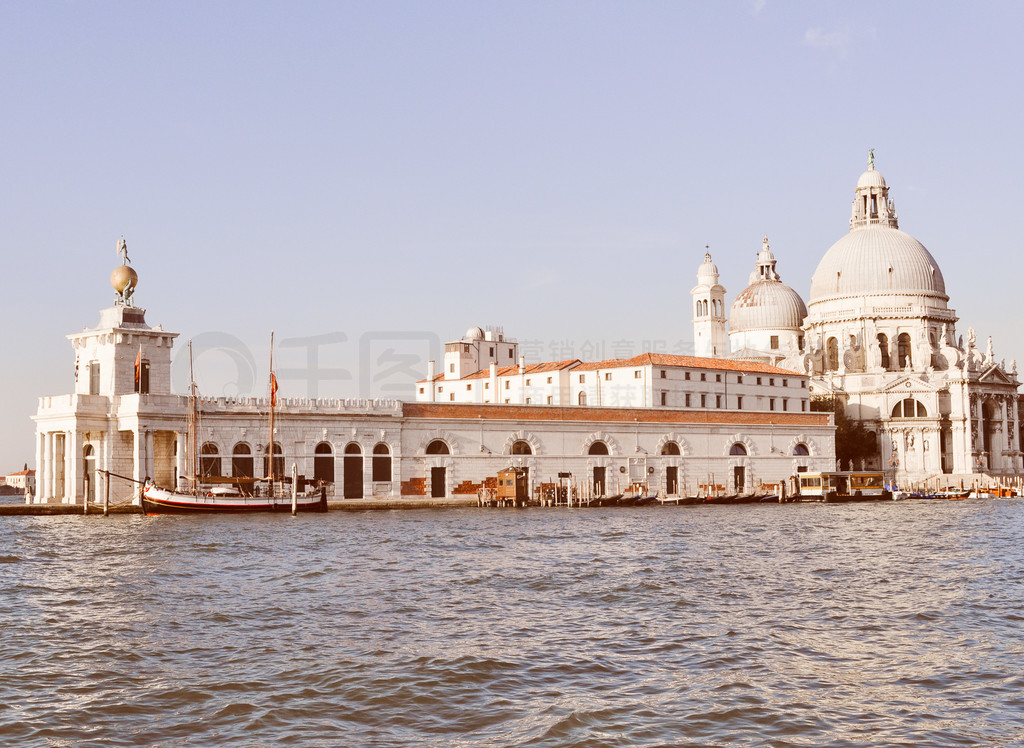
[730,281,808,331]
[809,226,946,302]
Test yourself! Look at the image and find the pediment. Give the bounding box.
[979,365,1016,386]
[878,375,942,395]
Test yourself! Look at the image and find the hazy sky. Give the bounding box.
[3,1,1023,469]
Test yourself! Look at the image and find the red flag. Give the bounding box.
[134,345,142,387]
[270,372,278,407]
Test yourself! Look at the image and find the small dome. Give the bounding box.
[696,251,720,284]
[856,167,887,189]
[809,227,946,302]
[465,326,485,340]
[730,282,808,332]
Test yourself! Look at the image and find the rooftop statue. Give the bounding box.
[117,236,130,266]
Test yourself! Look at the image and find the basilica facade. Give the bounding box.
[694,154,1021,481]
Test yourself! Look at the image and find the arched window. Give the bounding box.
[891,398,927,418]
[578,391,587,406]
[314,442,334,484]
[729,442,747,456]
[343,443,363,499]
[372,443,392,481]
[703,299,708,316]
[793,443,810,456]
[232,443,254,494]
[511,440,532,455]
[263,442,284,480]
[201,442,221,478]
[661,441,681,455]
[425,440,450,455]
[897,333,912,369]
[877,334,890,369]
[83,444,97,502]
[826,337,839,371]
[588,441,609,455]
[696,300,702,318]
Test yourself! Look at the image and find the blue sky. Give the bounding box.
[3,1,1023,468]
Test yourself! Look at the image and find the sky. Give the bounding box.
[2,1,1023,469]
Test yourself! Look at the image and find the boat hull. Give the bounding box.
[142,486,328,514]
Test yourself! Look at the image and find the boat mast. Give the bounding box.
[187,339,199,494]
[268,330,275,483]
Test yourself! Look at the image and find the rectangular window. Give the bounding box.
[508,348,513,357]
[634,370,642,379]
[547,377,552,384]
[685,372,691,381]
[802,380,807,388]
[782,379,788,387]
[526,397,532,404]
[716,394,722,408]
[504,381,510,390]
[526,378,531,385]
[685,393,692,407]
[579,374,585,383]
[484,382,489,389]
[660,391,667,406]
[505,398,510,404]
[438,386,443,393]
[737,396,743,409]
[89,362,100,395]
[770,399,776,411]
[802,401,807,411]
[463,344,469,353]
[770,335,779,349]
[757,377,762,385]
[660,370,666,378]
[546,396,553,404]
[700,373,706,381]
[736,375,742,384]
[466,384,472,390]
[783,399,788,411]
[489,346,494,356]
[700,394,707,408]
[716,374,722,382]
[605,373,612,381]
[770,378,775,386]
[449,363,455,373]
[418,387,424,394]
[450,393,455,401]
[134,361,150,394]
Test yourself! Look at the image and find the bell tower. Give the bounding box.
[691,248,727,358]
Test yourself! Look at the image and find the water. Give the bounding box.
[2,501,1024,746]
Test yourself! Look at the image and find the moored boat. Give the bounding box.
[142,482,328,514]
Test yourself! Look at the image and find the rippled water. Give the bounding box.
[2,500,1024,746]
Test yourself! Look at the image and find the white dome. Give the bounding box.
[730,281,808,331]
[696,252,719,285]
[465,326,485,340]
[809,226,946,302]
[856,168,887,189]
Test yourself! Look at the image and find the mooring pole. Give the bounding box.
[291,463,298,516]
[103,470,110,516]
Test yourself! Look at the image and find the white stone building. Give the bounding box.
[32,260,835,504]
[697,152,1021,481]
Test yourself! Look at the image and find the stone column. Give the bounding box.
[176,431,187,487]
[145,430,155,481]
[40,431,51,501]
[67,430,81,504]
[132,429,143,485]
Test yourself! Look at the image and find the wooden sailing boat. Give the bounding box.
[142,333,328,514]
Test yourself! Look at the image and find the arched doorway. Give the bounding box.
[232,443,253,495]
[83,444,96,503]
[589,441,609,496]
[314,442,335,485]
[730,442,747,493]
[263,442,284,481]
[343,443,363,498]
[426,440,449,498]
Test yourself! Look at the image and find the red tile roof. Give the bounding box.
[574,353,802,375]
